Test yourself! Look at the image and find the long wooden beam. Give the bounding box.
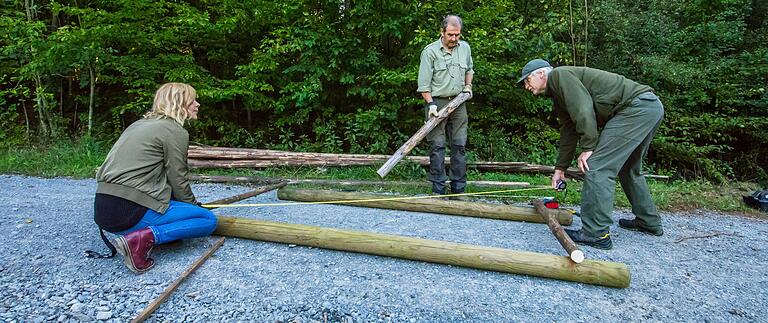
[532,199,584,263]
[377,93,471,177]
[214,216,630,288]
[191,174,530,188]
[277,187,572,225]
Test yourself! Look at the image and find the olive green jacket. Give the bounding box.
[547,66,653,170]
[96,117,196,213]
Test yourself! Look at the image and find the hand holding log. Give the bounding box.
[377,93,471,178]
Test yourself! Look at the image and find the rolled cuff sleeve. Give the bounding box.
[417,50,434,92]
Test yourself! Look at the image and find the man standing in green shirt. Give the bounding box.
[518,59,665,249]
[417,15,474,195]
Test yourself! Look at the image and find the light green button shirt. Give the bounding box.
[417,39,474,97]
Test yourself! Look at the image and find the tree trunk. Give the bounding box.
[213,216,630,288]
[277,187,572,225]
[532,199,584,263]
[377,93,471,177]
[33,74,50,137]
[21,100,30,140]
[88,64,95,136]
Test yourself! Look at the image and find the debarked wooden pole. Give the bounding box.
[277,187,572,225]
[377,93,471,178]
[214,216,630,288]
[532,199,585,263]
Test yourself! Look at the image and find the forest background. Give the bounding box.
[1,0,766,184]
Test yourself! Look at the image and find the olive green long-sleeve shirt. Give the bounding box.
[547,67,653,170]
[417,39,474,97]
[96,117,196,213]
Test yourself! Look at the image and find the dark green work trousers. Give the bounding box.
[581,92,664,236]
[425,97,468,194]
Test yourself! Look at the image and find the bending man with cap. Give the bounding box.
[518,59,664,249]
[417,15,474,196]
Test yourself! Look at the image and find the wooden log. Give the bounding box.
[203,182,288,209]
[189,146,431,164]
[531,199,584,263]
[189,158,389,168]
[190,174,530,188]
[131,237,225,323]
[277,187,572,225]
[213,216,630,288]
[189,145,432,165]
[190,174,285,185]
[377,93,471,177]
[188,158,535,170]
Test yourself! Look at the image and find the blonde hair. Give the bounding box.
[144,83,197,125]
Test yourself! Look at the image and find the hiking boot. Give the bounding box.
[113,228,156,274]
[565,229,613,250]
[618,218,663,236]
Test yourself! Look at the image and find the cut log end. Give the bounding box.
[570,250,585,264]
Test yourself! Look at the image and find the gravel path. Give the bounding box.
[1,174,766,322]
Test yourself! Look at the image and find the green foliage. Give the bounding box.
[0,0,765,184]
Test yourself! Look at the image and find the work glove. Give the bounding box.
[462,84,473,98]
[426,102,439,118]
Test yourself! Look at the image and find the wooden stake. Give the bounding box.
[203,182,287,209]
[214,216,630,288]
[532,199,584,263]
[131,237,226,323]
[377,93,471,177]
[277,187,572,225]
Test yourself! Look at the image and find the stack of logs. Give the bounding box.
[187,145,585,178]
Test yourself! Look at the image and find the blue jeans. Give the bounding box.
[116,200,217,245]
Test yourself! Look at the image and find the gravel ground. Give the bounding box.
[1,174,766,322]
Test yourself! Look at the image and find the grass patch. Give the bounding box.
[1,139,764,217]
[0,138,108,178]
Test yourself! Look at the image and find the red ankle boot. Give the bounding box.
[113,228,156,274]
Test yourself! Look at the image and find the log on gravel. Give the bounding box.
[532,199,584,263]
[277,187,572,225]
[203,182,287,209]
[214,216,630,288]
[190,174,285,185]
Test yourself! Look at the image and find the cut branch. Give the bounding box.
[131,237,225,323]
[674,232,741,243]
[203,182,287,209]
[532,199,584,263]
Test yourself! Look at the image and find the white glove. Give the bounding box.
[462,84,473,98]
[428,104,439,118]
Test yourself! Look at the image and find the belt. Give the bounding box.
[434,95,458,100]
